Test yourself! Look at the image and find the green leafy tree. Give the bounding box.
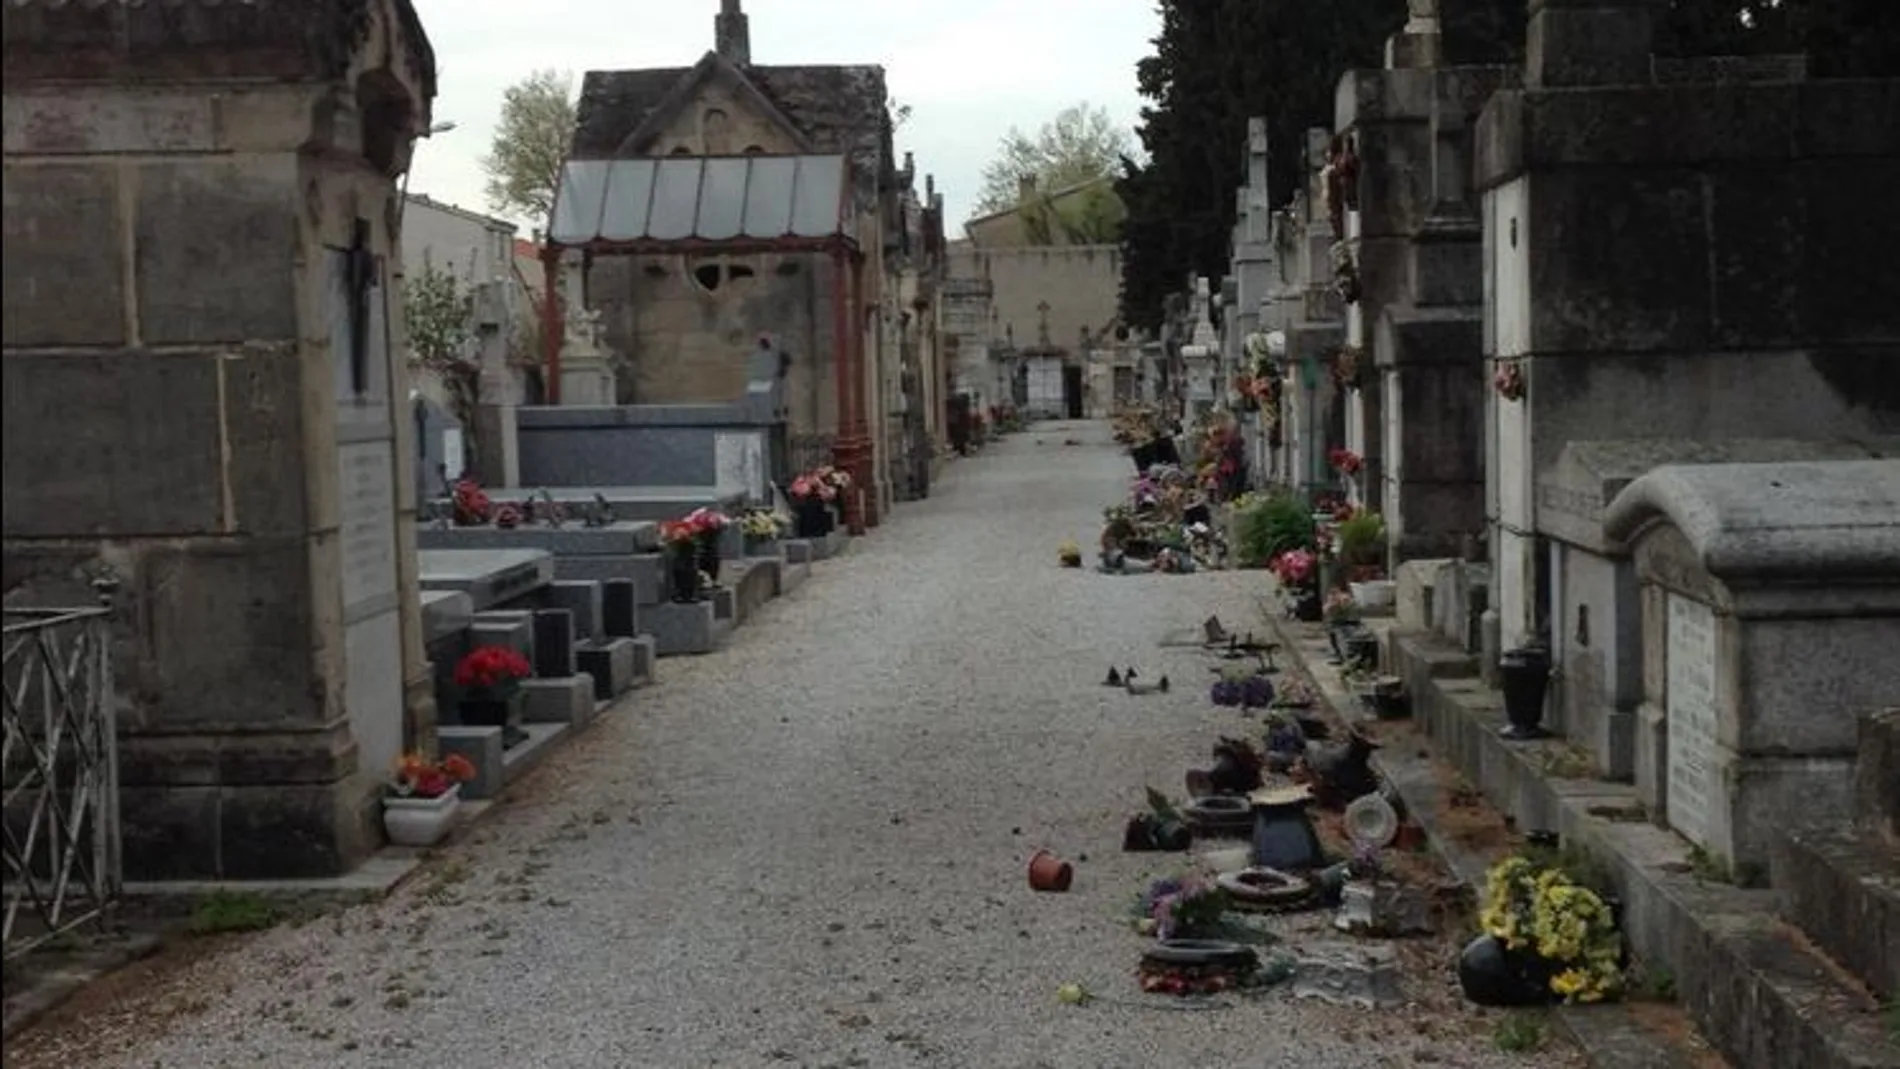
[482,70,577,224]
[404,265,480,456]
[974,103,1134,217]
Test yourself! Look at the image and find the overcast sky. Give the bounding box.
[405,0,1157,235]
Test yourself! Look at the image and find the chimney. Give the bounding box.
[1017,174,1037,203]
[716,0,751,65]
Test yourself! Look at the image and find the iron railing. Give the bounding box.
[3,581,121,959]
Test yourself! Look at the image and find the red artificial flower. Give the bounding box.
[451,479,492,525]
[453,645,532,690]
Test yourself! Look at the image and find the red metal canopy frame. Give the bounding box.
[537,154,875,532]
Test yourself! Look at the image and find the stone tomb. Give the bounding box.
[417,548,554,610]
[415,516,754,656]
[415,547,626,797]
[514,338,790,502]
[1601,460,1900,872]
[1,0,438,880]
[1536,438,1897,781]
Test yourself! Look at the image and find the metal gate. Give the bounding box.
[3,582,121,959]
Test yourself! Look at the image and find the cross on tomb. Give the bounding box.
[344,218,378,396]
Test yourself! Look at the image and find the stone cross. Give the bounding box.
[1037,300,1052,347]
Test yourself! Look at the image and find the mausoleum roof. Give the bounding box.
[547,153,854,252]
[1602,459,1900,580]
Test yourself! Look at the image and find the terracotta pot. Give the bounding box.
[1027,849,1074,893]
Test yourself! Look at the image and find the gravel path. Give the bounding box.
[9,421,1579,1069]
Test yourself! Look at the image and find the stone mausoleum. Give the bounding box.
[552,1,941,519]
[3,0,441,880]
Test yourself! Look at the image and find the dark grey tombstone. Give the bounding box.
[531,609,576,679]
[602,579,639,639]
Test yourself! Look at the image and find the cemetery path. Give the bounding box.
[13,420,1577,1069]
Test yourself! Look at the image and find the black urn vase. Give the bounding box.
[1457,934,1560,1007]
[667,544,701,603]
[1499,646,1552,739]
[459,688,529,749]
[791,497,833,539]
[1293,589,1324,622]
[695,532,722,585]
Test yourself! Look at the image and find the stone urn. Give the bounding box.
[383,786,461,848]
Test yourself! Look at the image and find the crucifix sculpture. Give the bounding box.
[344,218,377,396]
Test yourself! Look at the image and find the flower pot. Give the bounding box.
[1131,441,1159,473]
[1250,792,1325,871]
[695,532,723,585]
[1457,933,1560,1007]
[744,536,778,558]
[1123,815,1191,852]
[383,785,461,848]
[667,544,701,603]
[1027,850,1074,893]
[459,688,528,749]
[1498,646,1552,739]
[1349,579,1396,610]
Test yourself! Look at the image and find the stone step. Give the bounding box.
[520,674,596,728]
[437,722,574,802]
[731,558,779,622]
[576,637,639,700]
[645,600,731,656]
[1772,825,1900,1002]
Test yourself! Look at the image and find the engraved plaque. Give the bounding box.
[1665,594,1719,848]
[715,431,765,502]
[338,440,399,613]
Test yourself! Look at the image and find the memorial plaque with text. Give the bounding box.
[715,431,765,503]
[1666,594,1719,848]
[338,440,399,614]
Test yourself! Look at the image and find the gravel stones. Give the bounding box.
[6,421,1581,1069]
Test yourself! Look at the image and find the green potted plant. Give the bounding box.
[1335,508,1395,609]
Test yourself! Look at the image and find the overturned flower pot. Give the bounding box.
[1027,849,1074,893]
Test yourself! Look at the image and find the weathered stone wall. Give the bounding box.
[1,1,437,880]
[1478,66,1900,652]
[587,251,837,435]
[946,243,1121,355]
